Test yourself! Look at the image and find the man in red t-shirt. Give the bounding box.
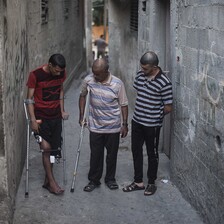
[26,54,69,195]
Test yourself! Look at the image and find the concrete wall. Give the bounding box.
[84,0,93,70]
[0,1,28,222]
[171,1,224,224]
[27,0,87,87]
[109,0,138,109]
[0,0,8,220]
[109,0,224,223]
[0,0,89,223]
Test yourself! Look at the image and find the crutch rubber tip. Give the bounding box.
[25,192,29,198]
[70,188,74,193]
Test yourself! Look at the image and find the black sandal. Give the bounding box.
[122,182,145,192]
[106,181,119,190]
[144,184,157,196]
[83,182,99,192]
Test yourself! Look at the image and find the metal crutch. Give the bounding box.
[62,119,67,185]
[70,87,90,192]
[23,100,30,198]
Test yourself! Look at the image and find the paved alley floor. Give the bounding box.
[13,75,204,224]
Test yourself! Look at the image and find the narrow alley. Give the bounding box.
[13,75,204,224]
[1,1,224,223]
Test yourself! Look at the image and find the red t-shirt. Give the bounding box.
[26,64,66,119]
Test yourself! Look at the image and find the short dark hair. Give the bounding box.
[49,54,66,69]
[140,51,159,66]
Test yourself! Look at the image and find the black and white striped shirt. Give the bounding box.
[133,68,173,127]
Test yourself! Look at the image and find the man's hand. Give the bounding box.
[62,111,69,120]
[31,120,40,133]
[79,117,87,127]
[120,125,128,138]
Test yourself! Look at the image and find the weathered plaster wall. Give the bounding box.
[170,1,224,223]
[0,0,8,217]
[109,0,138,109]
[0,0,88,223]
[85,0,93,70]
[0,1,28,222]
[27,0,86,87]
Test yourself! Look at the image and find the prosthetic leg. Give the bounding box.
[70,88,90,192]
[32,131,62,164]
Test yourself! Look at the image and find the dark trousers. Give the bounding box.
[97,51,105,58]
[88,131,120,184]
[131,120,161,184]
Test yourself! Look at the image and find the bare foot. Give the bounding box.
[46,185,64,195]
[47,181,64,195]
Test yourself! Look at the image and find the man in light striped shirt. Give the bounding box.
[123,51,173,196]
[79,58,128,192]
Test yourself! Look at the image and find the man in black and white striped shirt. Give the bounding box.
[123,51,173,196]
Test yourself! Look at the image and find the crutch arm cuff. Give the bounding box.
[24,99,35,104]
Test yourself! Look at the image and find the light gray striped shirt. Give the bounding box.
[80,73,128,133]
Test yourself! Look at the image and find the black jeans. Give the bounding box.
[88,131,120,184]
[131,120,161,184]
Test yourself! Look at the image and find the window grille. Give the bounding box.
[130,0,139,32]
[64,0,71,19]
[41,0,48,24]
[75,0,80,16]
[142,1,146,12]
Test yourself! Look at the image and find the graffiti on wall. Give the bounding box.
[203,64,224,106]
[192,42,224,106]
[183,44,224,143]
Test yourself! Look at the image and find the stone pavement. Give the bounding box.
[13,75,204,224]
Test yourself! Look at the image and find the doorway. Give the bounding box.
[158,0,172,158]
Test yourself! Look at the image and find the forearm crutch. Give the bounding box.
[23,100,31,198]
[62,119,67,185]
[70,88,90,192]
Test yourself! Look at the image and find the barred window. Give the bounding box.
[142,1,146,12]
[75,0,80,16]
[130,0,138,32]
[41,0,48,24]
[64,0,71,19]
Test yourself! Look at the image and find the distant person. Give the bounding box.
[79,58,128,192]
[123,51,173,196]
[94,34,108,59]
[26,54,69,195]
